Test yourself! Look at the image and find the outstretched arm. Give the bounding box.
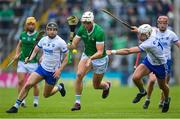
[106,46,141,55]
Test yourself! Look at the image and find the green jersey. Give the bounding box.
[77,23,106,58]
[19,31,39,63]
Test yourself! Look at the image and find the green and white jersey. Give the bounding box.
[19,31,39,63]
[77,23,106,58]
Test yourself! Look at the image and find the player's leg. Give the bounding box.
[132,64,150,103]
[16,61,27,107]
[92,55,110,99]
[6,72,43,113]
[71,58,91,111]
[157,78,170,113]
[143,73,156,109]
[93,73,111,98]
[43,80,66,98]
[27,63,40,107]
[159,60,171,108]
[33,84,39,107]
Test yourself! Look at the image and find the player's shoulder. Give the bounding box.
[20,31,27,36]
[55,35,67,44]
[166,29,176,35]
[94,23,104,32]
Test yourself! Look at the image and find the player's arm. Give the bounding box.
[67,35,81,49]
[53,51,68,79]
[58,51,68,71]
[106,46,141,55]
[175,40,180,48]
[25,46,40,63]
[14,40,22,59]
[90,43,104,60]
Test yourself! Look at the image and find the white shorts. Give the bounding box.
[81,53,109,74]
[17,61,38,73]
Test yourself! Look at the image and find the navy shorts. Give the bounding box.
[167,59,172,74]
[142,58,167,80]
[35,65,58,85]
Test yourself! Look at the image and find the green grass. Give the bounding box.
[0,82,180,118]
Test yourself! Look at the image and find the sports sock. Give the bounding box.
[57,84,62,91]
[14,99,23,108]
[75,95,81,104]
[139,88,145,94]
[34,96,39,104]
[104,83,109,90]
[22,100,26,104]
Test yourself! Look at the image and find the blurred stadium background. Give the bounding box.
[0,0,180,87]
[0,0,180,118]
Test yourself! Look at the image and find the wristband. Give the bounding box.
[111,50,117,54]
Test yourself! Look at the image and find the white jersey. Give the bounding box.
[151,28,179,60]
[37,35,68,72]
[139,36,167,65]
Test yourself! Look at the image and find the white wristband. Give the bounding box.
[111,50,117,54]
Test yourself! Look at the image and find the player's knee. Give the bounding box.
[132,75,141,81]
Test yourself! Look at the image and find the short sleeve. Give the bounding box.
[96,30,105,43]
[60,40,68,53]
[37,37,44,48]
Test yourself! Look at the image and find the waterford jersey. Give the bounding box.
[76,23,106,58]
[37,35,68,72]
[19,31,39,63]
[151,28,179,60]
[139,36,167,65]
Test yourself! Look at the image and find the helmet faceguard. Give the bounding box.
[81,11,94,23]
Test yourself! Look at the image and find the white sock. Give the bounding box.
[34,96,39,104]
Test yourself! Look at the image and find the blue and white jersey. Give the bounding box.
[37,35,68,72]
[151,28,179,60]
[139,36,167,65]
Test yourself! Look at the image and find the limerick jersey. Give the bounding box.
[151,28,179,60]
[139,36,167,65]
[19,31,39,63]
[76,23,106,58]
[37,35,68,72]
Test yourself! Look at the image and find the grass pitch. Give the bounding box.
[0,81,180,118]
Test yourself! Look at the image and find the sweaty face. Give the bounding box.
[82,21,93,32]
[46,28,57,39]
[26,23,35,33]
[157,21,168,32]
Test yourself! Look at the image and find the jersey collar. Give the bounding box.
[87,23,95,35]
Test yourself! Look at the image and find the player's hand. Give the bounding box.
[53,69,61,79]
[106,50,112,55]
[67,43,73,50]
[131,26,138,33]
[86,58,92,67]
[24,57,29,64]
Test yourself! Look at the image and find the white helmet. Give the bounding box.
[81,11,94,22]
[138,24,152,38]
